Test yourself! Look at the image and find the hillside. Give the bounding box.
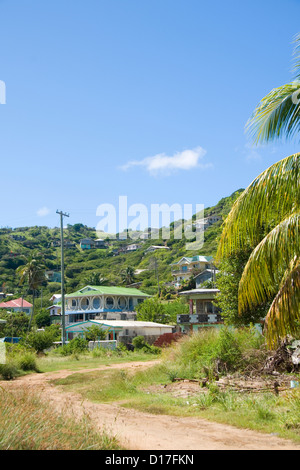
[0,189,244,304]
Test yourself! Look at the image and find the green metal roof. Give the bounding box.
[65,285,151,298]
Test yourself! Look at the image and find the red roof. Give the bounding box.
[0,297,33,309]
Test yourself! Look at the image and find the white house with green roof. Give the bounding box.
[170,255,214,286]
[64,285,150,324]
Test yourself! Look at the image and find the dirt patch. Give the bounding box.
[2,360,300,451]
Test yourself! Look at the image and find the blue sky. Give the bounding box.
[1,0,300,230]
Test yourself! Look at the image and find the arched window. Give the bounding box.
[118,296,126,310]
[93,297,100,309]
[105,297,114,309]
[81,298,89,310]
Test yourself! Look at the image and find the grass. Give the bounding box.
[37,349,159,373]
[0,387,122,450]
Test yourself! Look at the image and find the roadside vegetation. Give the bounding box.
[51,327,300,443]
[0,387,122,450]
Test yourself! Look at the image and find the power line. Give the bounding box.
[56,210,70,346]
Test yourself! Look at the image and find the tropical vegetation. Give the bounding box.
[217,35,300,348]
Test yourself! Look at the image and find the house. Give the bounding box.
[64,240,76,248]
[144,245,170,254]
[170,255,214,286]
[48,294,62,323]
[80,238,107,249]
[65,319,173,345]
[94,238,107,248]
[178,288,223,333]
[0,297,33,315]
[126,243,141,252]
[45,271,62,283]
[80,238,95,249]
[48,304,62,322]
[194,269,219,288]
[64,285,151,324]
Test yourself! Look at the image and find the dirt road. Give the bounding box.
[2,360,300,450]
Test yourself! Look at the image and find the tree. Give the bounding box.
[83,325,108,342]
[215,249,269,327]
[0,311,29,337]
[121,266,136,285]
[84,272,108,286]
[216,154,299,348]
[16,254,46,329]
[246,34,300,143]
[136,297,185,324]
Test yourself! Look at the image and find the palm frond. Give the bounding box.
[238,213,300,313]
[264,259,300,349]
[216,153,300,261]
[246,82,300,144]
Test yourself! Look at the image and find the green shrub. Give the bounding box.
[16,352,39,372]
[54,337,88,356]
[0,362,19,380]
[132,336,148,350]
[161,326,266,380]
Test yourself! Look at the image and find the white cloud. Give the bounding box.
[37,206,51,217]
[120,146,211,175]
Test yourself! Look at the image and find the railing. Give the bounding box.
[177,313,222,324]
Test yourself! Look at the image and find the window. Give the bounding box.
[93,297,100,309]
[106,297,114,309]
[81,298,89,310]
[118,297,126,309]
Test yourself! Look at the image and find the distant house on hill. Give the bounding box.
[170,255,214,286]
[126,244,141,252]
[80,238,107,250]
[80,238,95,249]
[194,269,219,287]
[144,245,170,254]
[0,297,33,315]
[45,271,61,283]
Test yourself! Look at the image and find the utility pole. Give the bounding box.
[150,257,161,297]
[56,210,69,345]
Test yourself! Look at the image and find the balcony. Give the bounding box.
[177,313,222,324]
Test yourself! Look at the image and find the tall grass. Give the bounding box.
[160,326,266,380]
[0,387,122,450]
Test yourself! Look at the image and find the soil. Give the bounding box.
[2,360,300,451]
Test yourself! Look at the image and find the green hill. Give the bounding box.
[0,189,244,303]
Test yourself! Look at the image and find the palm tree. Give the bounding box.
[121,266,136,286]
[217,34,300,349]
[217,156,299,349]
[246,34,300,143]
[17,255,46,329]
[84,272,108,286]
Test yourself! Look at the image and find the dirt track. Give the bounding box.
[2,360,300,450]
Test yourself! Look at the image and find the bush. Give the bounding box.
[161,326,265,379]
[132,335,147,350]
[16,352,39,372]
[0,362,19,380]
[54,337,88,356]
